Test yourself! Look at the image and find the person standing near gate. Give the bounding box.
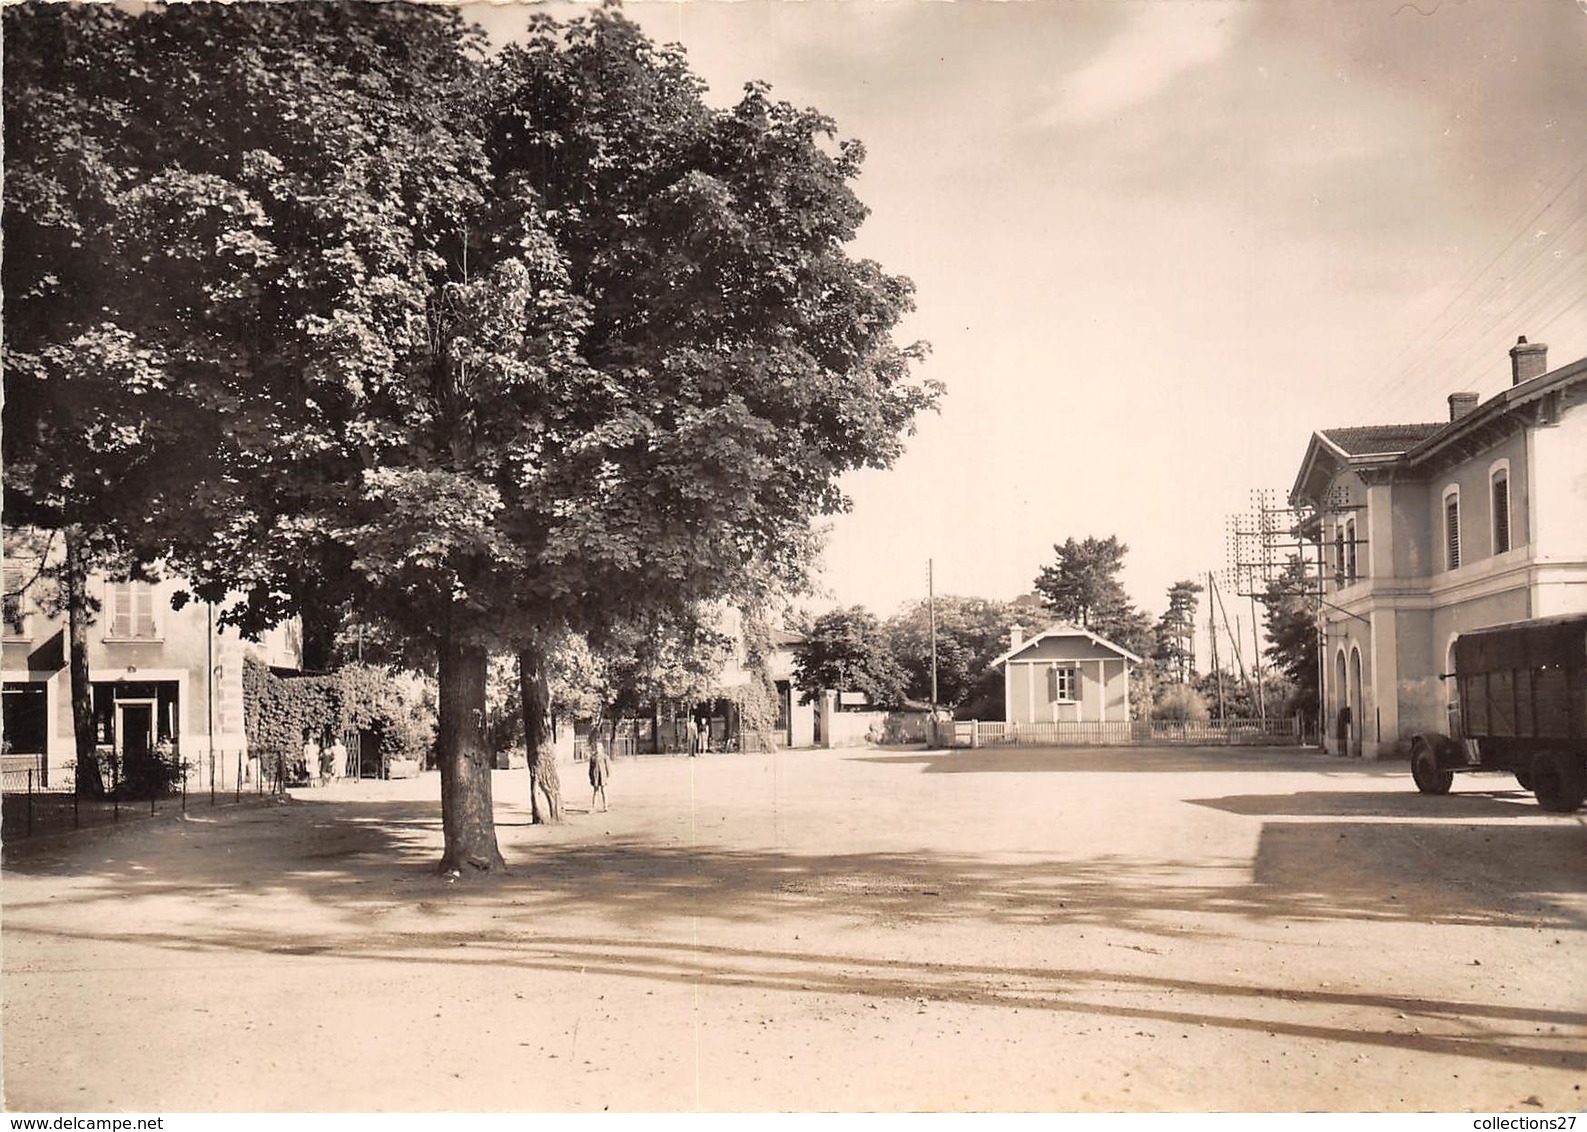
[301,730,320,788]
[327,733,348,784]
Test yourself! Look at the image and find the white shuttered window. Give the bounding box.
[107,581,158,639]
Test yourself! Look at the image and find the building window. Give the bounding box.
[1443,489,1461,571]
[1344,518,1358,584]
[1491,467,1510,555]
[1047,666,1077,702]
[2,567,27,639]
[1334,526,1346,586]
[106,581,159,640]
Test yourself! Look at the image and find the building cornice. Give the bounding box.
[1316,557,1584,617]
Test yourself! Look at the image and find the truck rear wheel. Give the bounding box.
[1514,767,1534,792]
[1411,737,1453,795]
[1531,751,1586,813]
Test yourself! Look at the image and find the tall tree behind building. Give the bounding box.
[1259,556,1320,727]
[1033,536,1152,657]
[884,595,1021,713]
[1153,579,1203,683]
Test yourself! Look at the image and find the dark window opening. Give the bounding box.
[2,683,48,754]
[1492,471,1510,555]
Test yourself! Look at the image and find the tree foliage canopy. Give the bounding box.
[1033,536,1152,656]
[2,3,937,870]
[1152,579,1203,682]
[1259,556,1320,725]
[793,606,908,710]
[884,595,1020,712]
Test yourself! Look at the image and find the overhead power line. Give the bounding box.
[1359,149,1587,419]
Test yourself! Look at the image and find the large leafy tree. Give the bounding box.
[3,4,937,873]
[482,11,937,829]
[1,3,278,794]
[1033,536,1152,656]
[793,607,908,710]
[5,1,540,867]
[884,596,1020,713]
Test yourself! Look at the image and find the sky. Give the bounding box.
[471,0,1587,652]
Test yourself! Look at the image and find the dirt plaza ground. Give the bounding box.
[3,743,1584,1113]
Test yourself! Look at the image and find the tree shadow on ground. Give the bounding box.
[6,918,1584,1074]
[1189,789,1544,820]
[1248,820,1587,926]
[7,794,1585,937]
[855,747,1405,775]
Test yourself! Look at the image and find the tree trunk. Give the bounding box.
[64,526,105,799]
[519,644,563,824]
[296,574,340,672]
[437,618,506,874]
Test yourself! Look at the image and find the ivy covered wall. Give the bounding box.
[243,657,431,773]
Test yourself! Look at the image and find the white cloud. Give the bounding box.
[1042,0,1248,128]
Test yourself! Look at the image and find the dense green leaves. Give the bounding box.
[3,3,936,868]
[884,596,1022,713]
[793,607,908,710]
[1152,579,1203,683]
[1259,556,1320,726]
[1033,536,1152,656]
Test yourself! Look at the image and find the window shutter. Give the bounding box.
[1492,473,1510,554]
[110,584,133,638]
[3,567,23,635]
[1047,667,1059,702]
[1445,496,1461,570]
[135,583,156,638]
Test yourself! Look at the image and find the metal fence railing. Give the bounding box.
[1,748,279,843]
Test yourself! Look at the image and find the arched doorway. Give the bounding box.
[1334,649,1349,755]
[1349,647,1365,757]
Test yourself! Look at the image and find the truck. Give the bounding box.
[1410,612,1587,812]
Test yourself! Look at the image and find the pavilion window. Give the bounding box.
[1491,469,1510,555]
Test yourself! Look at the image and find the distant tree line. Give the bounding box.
[794,535,1310,725]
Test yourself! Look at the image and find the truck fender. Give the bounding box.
[1409,732,1461,769]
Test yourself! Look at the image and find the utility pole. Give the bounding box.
[1249,591,1266,724]
[206,601,216,776]
[928,558,938,715]
[1207,571,1224,721]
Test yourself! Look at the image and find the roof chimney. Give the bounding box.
[1510,336,1547,386]
[1008,624,1025,650]
[1447,392,1479,421]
